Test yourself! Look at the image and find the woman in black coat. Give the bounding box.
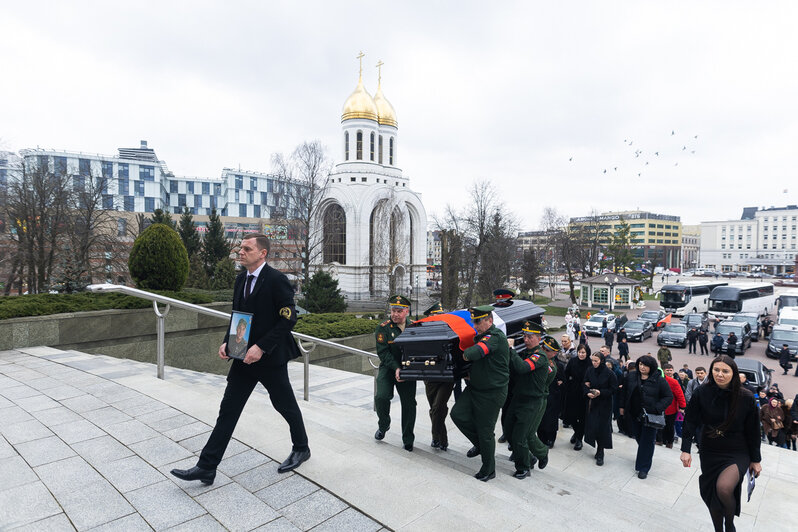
[681,355,762,532]
[583,352,617,466]
[621,354,672,479]
[563,345,592,450]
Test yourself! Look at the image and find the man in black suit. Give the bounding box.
[171,233,309,485]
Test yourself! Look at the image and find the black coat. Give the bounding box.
[563,356,592,425]
[622,370,672,419]
[224,264,301,369]
[583,363,617,449]
[779,347,792,366]
[539,358,566,435]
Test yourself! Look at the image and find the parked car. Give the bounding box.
[728,312,762,341]
[681,313,709,332]
[639,309,667,330]
[583,313,628,336]
[621,320,653,342]
[735,358,773,393]
[715,321,753,356]
[766,324,798,361]
[657,323,688,348]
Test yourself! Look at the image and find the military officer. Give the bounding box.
[505,329,560,479]
[450,305,510,481]
[374,295,417,451]
[421,302,454,451]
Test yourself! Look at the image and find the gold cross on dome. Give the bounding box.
[357,51,365,77]
[376,60,384,84]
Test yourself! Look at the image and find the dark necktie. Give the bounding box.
[244,274,255,302]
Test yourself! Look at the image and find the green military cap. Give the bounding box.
[541,335,561,352]
[469,305,495,321]
[423,302,444,316]
[521,320,546,335]
[388,294,411,308]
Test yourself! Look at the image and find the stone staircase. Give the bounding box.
[11,347,798,531]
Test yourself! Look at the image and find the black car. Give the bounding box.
[735,358,773,393]
[715,321,753,356]
[728,312,761,341]
[680,313,709,332]
[766,324,798,361]
[639,309,667,330]
[657,324,688,348]
[621,320,653,342]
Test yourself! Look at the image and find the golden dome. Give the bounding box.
[341,75,378,122]
[373,84,397,127]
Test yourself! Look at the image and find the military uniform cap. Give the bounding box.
[521,320,545,335]
[423,302,444,316]
[469,305,494,321]
[541,335,561,352]
[388,294,411,308]
[493,288,515,301]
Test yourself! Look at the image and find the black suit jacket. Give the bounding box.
[224,263,301,369]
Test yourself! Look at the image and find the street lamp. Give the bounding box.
[605,275,619,311]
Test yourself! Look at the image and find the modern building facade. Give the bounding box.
[700,205,798,274]
[681,224,700,271]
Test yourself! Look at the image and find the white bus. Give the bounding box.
[777,288,798,316]
[660,281,727,316]
[708,283,777,321]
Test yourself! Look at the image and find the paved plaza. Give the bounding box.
[1,346,797,531]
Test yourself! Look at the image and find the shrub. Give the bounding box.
[298,271,346,313]
[210,259,237,290]
[294,312,378,339]
[128,224,189,291]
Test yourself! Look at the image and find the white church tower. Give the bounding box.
[311,53,427,301]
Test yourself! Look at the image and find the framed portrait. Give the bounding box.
[226,311,254,360]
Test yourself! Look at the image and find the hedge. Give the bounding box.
[294,312,381,339]
[0,291,214,320]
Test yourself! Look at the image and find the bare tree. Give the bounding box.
[271,140,332,285]
[367,190,411,297]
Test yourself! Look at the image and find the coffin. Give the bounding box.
[396,299,545,382]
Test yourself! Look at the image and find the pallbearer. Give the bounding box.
[450,305,510,481]
[421,302,454,451]
[374,295,417,451]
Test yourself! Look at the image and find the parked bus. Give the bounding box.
[708,283,777,321]
[777,288,798,316]
[660,281,727,316]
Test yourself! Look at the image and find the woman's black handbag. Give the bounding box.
[641,408,666,429]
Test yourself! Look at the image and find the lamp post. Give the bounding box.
[605,275,619,312]
[415,274,419,318]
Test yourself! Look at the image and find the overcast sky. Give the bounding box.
[2,1,797,229]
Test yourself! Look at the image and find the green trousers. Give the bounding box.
[375,365,417,446]
[503,395,547,470]
[451,386,506,476]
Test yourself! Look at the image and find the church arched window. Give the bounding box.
[356,131,363,160]
[344,131,349,161]
[389,137,394,165]
[378,135,383,164]
[370,132,375,161]
[323,204,346,264]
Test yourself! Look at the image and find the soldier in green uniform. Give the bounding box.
[450,305,510,481]
[505,327,560,479]
[374,295,417,451]
[421,302,454,451]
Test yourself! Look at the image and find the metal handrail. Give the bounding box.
[86,284,380,402]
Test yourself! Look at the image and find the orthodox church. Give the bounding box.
[311,54,427,300]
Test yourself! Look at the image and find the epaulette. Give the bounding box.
[381,320,391,326]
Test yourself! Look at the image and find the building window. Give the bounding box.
[250,177,257,190]
[235,190,239,202]
[118,163,129,179]
[79,158,91,176]
[119,179,129,196]
[379,135,383,164]
[239,204,247,217]
[102,195,114,210]
[235,175,243,189]
[261,192,268,204]
[139,165,155,181]
[54,156,67,176]
[214,184,222,195]
[248,190,254,204]
[194,195,202,208]
[124,196,134,212]
[592,287,608,305]
[73,175,85,192]
[254,205,261,218]
[135,181,145,196]
[344,131,349,160]
[201,182,209,195]
[370,132,375,161]
[356,131,363,160]
[323,204,346,264]
[186,182,193,194]
[389,137,394,165]
[102,161,113,179]
[144,198,155,212]
[170,181,178,194]
[117,218,127,236]
[178,194,186,207]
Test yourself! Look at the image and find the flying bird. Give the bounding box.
[671,130,675,135]
[603,169,607,174]
[569,157,573,161]
[655,152,659,156]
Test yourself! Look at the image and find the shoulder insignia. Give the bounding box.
[279,307,292,320]
[381,320,390,326]
[482,335,491,341]
[377,333,385,343]
[529,354,541,361]
[547,365,554,373]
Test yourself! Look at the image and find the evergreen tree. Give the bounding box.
[150,208,175,228]
[186,253,210,289]
[128,224,189,291]
[520,249,542,298]
[178,207,202,259]
[298,271,346,313]
[202,209,231,276]
[210,258,237,290]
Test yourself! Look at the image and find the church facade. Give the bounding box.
[310,58,427,300]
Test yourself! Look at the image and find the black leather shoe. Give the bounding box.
[538,455,548,470]
[438,443,448,452]
[574,440,583,451]
[466,446,480,458]
[570,434,577,444]
[596,456,604,466]
[513,469,530,479]
[638,471,647,479]
[530,455,538,468]
[475,470,495,482]
[404,443,413,452]
[170,466,216,485]
[430,439,440,449]
[498,434,507,443]
[374,427,389,440]
[277,450,310,473]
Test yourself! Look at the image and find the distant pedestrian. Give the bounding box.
[711,332,724,355]
[657,345,672,369]
[698,329,709,355]
[687,327,698,354]
[604,327,614,353]
[618,337,629,363]
[779,344,792,375]
[726,332,738,358]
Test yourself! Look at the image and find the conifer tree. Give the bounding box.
[202,209,230,276]
[178,207,201,259]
